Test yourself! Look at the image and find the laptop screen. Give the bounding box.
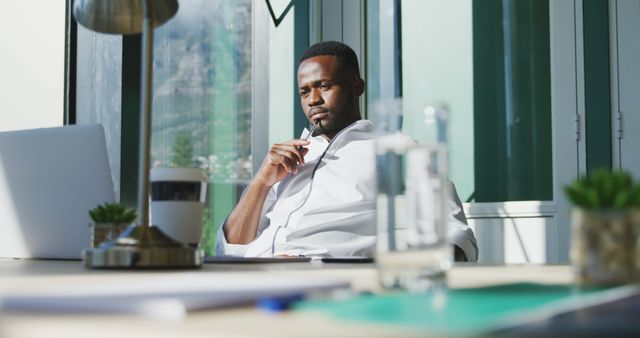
[0,124,115,259]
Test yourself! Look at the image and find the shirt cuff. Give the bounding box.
[215,220,250,257]
[448,227,479,262]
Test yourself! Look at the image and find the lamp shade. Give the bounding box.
[73,0,179,34]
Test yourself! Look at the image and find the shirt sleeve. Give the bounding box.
[214,185,278,257]
[215,219,252,257]
[446,181,479,261]
[398,137,477,260]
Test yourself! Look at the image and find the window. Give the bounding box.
[367,0,557,264]
[76,25,123,198]
[372,0,553,203]
[152,0,252,255]
[77,0,253,256]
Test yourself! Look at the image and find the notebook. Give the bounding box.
[0,124,115,259]
[297,283,639,336]
[203,256,312,264]
[202,256,374,264]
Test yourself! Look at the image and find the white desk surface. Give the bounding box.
[0,259,572,338]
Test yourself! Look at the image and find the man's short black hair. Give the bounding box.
[299,41,361,80]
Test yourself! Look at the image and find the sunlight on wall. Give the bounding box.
[268,0,295,145]
[0,1,66,131]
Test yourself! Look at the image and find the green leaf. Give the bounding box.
[612,190,629,209]
[586,189,600,208]
[89,203,137,223]
[564,169,639,210]
[630,185,640,208]
[565,184,591,208]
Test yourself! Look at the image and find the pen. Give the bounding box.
[256,293,305,313]
[297,123,317,152]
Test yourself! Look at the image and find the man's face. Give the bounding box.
[297,55,363,139]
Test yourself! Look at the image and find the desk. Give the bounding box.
[0,260,572,338]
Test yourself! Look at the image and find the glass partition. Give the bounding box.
[151,0,252,255]
[76,27,122,198]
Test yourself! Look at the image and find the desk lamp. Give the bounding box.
[75,0,201,268]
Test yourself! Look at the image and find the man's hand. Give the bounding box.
[254,139,310,187]
[224,138,310,245]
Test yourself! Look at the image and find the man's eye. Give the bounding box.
[299,91,308,97]
[320,84,330,90]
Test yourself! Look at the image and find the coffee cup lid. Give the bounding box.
[150,167,207,182]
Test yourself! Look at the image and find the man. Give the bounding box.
[217,41,478,261]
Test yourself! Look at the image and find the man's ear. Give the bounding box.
[352,78,365,97]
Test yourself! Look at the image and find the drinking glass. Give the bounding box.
[374,98,452,292]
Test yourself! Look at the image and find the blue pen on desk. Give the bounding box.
[256,289,372,314]
[297,123,317,152]
[256,293,305,313]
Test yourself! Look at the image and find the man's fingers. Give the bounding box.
[284,157,297,174]
[270,148,298,165]
[266,140,311,174]
[290,141,310,164]
[268,150,300,174]
[288,139,310,152]
[271,144,306,165]
[286,139,311,147]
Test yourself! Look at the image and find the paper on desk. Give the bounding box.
[0,273,349,320]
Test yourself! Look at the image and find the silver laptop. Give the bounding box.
[0,124,115,259]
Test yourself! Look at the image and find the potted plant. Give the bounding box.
[565,169,640,286]
[88,202,137,248]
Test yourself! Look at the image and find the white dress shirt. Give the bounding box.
[216,120,478,261]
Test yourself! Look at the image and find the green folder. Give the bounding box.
[296,283,615,336]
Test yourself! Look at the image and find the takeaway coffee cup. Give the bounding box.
[150,168,207,247]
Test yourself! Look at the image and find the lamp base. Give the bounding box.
[84,225,202,269]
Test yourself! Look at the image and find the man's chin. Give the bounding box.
[315,123,335,136]
[313,120,328,131]
[317,119,358,137]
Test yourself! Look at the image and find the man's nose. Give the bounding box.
[306,89,323,106]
